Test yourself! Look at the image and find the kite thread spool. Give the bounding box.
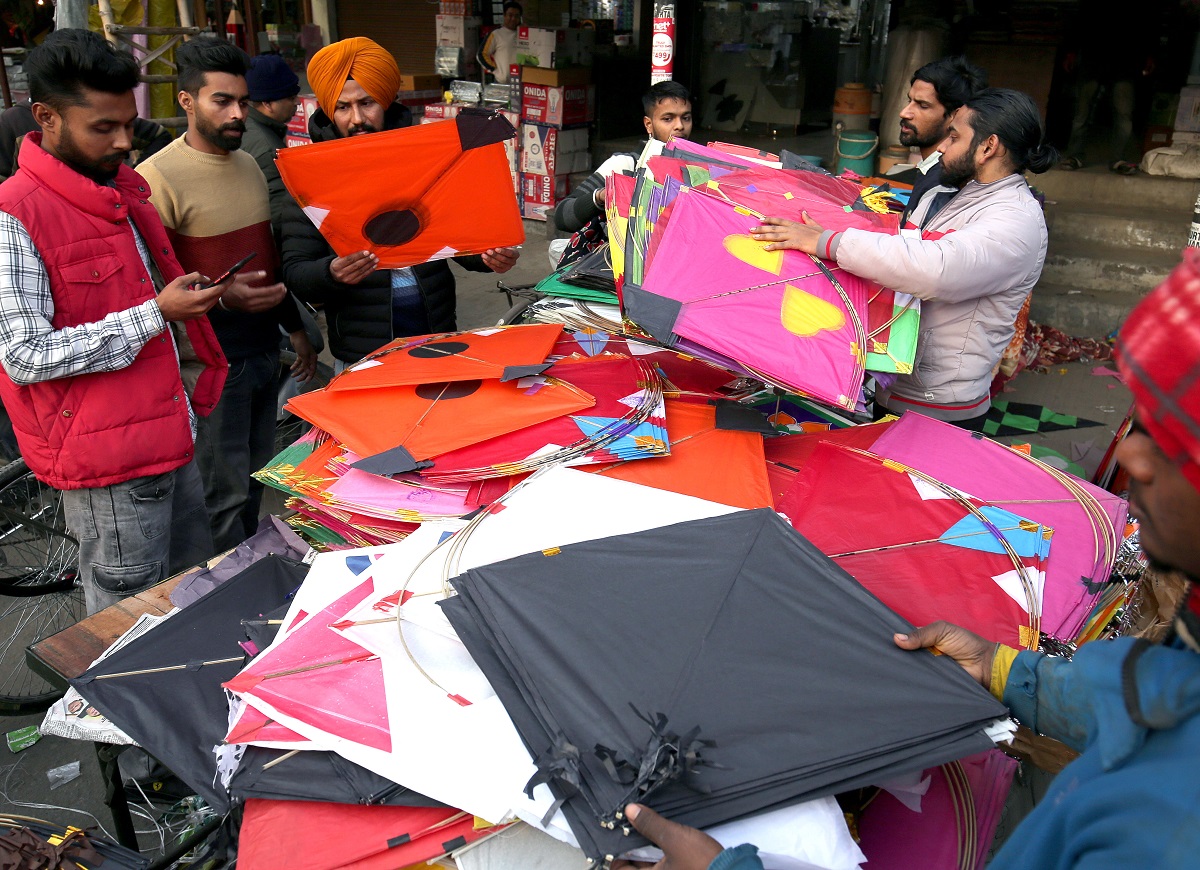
[835,127,878,177]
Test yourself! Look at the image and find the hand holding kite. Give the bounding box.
[330,251,379,284]
[894,621,1000,692]
[610,804,724,870]
[751,213,826,256]
[482,246,520,273]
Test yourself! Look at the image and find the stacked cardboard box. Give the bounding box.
[286,94,320,148]
[435,14,480,78]
[515,26,594,69]
[518,66,594,221]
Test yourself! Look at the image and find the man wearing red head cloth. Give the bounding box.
[610,257,1200,869]
[279,37,520,368]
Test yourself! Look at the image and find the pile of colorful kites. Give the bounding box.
[62,126,1144,870]
[538,137,919,411]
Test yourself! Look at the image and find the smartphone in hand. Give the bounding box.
[198,252,257,290]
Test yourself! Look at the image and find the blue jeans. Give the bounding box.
[195,351,281,553]
[63,460,214,615]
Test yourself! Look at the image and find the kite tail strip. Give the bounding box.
[594,708,717,833]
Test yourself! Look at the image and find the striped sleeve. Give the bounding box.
[0,211,165,385]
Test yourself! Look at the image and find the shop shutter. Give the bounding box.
[334,0,438,72]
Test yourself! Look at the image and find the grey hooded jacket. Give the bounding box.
[821,172,1047,420]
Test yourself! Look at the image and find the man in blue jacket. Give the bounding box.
[614,253,1200,868]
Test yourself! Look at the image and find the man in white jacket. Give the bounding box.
[752,88,1057,426]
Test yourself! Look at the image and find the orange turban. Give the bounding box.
[307,37,402,115]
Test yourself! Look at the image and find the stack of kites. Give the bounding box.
[61,123,1142,869]
[535,137,919,411]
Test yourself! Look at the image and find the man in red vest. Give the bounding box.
[0,30,256,614]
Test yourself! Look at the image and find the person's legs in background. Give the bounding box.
[241,352,282,543]
[196,351,280,553]
[1109,79,1138,173]
[1062,78,1101,168]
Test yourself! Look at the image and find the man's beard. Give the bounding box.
[898,121,943,150]
[939,148,977,188]
[196,112,245,151]
[56,125,128,183]
[346,122,378,137]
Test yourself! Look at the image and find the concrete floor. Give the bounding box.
[0,210,1136,860]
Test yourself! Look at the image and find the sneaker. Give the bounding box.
[1111,160,1138,176]
[1059,157,1083,170]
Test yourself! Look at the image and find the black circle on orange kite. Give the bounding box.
[408,341,470,358]
[415,380,482,400]
[364,209,422,245]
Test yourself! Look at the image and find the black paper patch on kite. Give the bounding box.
[456,107,517,151]
[501,363,553,382]
[352,445,434,476]
[714,399,778,434]
[415,379,482,400]
[622,284,682,346]
[408,341,470,359]
[364,208,422,246]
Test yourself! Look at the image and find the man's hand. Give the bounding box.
[330,251,379,285]
[288,329,318,384]
[217,271,287,313]
[750,214,825,255]
[481,246,519,274]
[156,272,225,322]
[893,621,998,691]
[610,804,723,870]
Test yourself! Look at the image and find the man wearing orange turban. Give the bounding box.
[307,36,401,120]
[279,37,519,368]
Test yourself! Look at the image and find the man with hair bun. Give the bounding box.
[753,88,1056,428]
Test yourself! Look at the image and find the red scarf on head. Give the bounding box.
[1115,249,1200,651]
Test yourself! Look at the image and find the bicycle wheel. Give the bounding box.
[0,459,83,714]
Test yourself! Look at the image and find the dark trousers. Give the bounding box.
[195,351,280,552]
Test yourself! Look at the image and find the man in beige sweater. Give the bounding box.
[139,37,316,551]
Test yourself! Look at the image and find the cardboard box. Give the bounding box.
[1172,130,1200,145]
[515,26,594,69]
[522,201,554,221]
[1176,85,1200,133]
[399,74,442,92]
[1143,125,1174,153]
[521,82,594,127]
[422,102,465,120]
[436,15,481,48]
[288,94,320,135]
[439,0,466,14]
[520,123,589,175]
[396,89,443,108]
[521,65,592,87]
[522,172,572,206]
